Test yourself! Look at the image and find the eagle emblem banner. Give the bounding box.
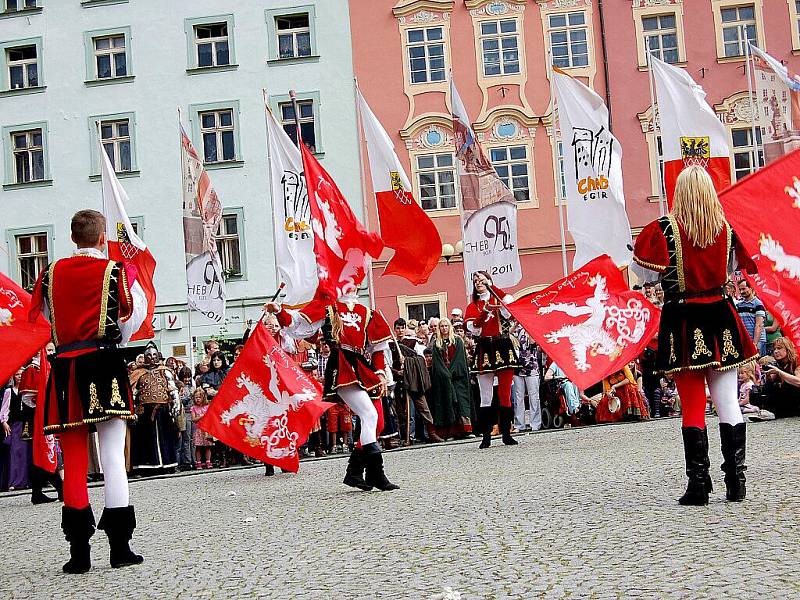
[506,255,660,389]
[198,321,334,472]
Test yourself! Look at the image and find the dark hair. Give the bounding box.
[393,318,406,328]
[423,348,433,356]
[471,270,493,303]
[71,209,105,246]
[177,366,193,380]
[209,351,229,370]
[234,344,244,353]
[738,279,751,289]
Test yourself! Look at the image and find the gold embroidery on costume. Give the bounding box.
[110,378,125,407]
[482,353,491,367]
[98,261,115,338]
[721,329,740,361]
[88,383,103,414]
[691,329,713,360]
[667,215,686,293]
[47,261,59,346]
[669,334,677,364]
[495,351,503,364]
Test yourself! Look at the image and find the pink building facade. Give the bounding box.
[349,0,800,323]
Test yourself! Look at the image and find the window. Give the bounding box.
[731,127,763,180]
[549,12,588,69]
[216,214,241,276]
[490,146,529,202]
[642,14,679,64]
[280,100,316,152]
[11,129,44,183]
[416,153,456,211]
[276,14,311,59]
[7,45,38,89]
[93,34,126,79]
[15,232,48,290]
[720,5,757,57]
[796,1,800,47]
[194,23,229,67]
[480,19,520,77]
[4,0,37,12]
[199,109,235,163]
[407,301,440,322]
[407,27,445,84]
[99,120,132,172]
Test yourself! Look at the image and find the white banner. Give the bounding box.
[180,123,226,324]
[552,68,632,269]
[266,106,317,306]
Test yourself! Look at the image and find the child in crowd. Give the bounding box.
[737,364,761,414]
[190,388,214,468]
[655,373,680,417]
[327,404,354,453]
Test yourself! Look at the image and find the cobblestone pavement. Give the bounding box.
[1,417,798,600]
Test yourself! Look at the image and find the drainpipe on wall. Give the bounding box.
[597,0,613,131]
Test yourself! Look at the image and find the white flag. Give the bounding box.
[180,123,226,324]
[450,76,521,289]
[552,67,632,269]
[265,105,317,306]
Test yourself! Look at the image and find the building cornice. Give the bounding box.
[392,0,454,18]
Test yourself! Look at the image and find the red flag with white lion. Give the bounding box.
[198,321,333,472]
[506,255,660,389]
[720,149,800,349]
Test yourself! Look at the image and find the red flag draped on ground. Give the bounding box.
[32,349,57,473]
[720,149,800,348]
[198,321,334,472]
[356,89,441,284]
[0,271,50,383]
[300,143,384,302]
[506,255,660,389]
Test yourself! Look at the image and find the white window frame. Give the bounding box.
[11,128,44,184]
[184,15,236,71]
[7,44,37,89]
[548,11,589,70]
[276,14,311,59]
[490,144,530,202]
[278,99,316,152]
[406,26,446,84]
[397,292,448,323]
[199,109,236,164]
[15,231,48,290]
[93,34,127,79]
[194,22,229,67]
[217,212,243,278]
[720,4,757,57]
[642,13,680,65]
[414,152,457,212]
[99,119,132,173]
[4,0,38,13]
[479,18,520,77]
[731,126,763,181]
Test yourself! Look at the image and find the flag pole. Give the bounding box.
[177,107,196,373]
[353,77,377,309]
[743,36,761,171]
[647,52,667,217]
[548,56,569,277]
[449,70,474,301]
[262,90,283,303]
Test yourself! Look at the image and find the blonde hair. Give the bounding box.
[738,363,756,383]
[435,317,456,348]
[671,166,725,248]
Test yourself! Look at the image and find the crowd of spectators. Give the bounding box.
[1,277,797,495]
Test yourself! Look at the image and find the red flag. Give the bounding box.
[31,349,57,473]
[357,90,441,284]
[198,321,334,473]
[0,271,50,384]
[300,143,384,302]
[720,149,800,348]
[506,255,660,389]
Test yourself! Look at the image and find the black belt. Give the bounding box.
[54,340,118,356]
[665,287,725,303]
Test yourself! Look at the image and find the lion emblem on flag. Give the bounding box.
[538,274,652,371]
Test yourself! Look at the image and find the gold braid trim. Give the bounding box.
[98,260,115,339]
[659,353,758,375]
[43,411,135,433]
[328,305,342,343]
[118,264,134,322]
[633,256,667,272]
[667,214,686,293]
[47,261,59,346]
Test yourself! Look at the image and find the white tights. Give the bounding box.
[707,368,744,426]
[96,418,129,508]
[337,385,378,446]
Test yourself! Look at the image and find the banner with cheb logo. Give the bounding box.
[266,106,318,306]
[552,67,632,270]
[180,123,226,324]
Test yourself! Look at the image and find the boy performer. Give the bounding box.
[266,292,399,491]
[29,210,144,573]
[633,167,758,505]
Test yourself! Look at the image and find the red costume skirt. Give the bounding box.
[323,346,382,401]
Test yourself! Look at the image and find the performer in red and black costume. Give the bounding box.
[633,167,758,506]
[465,271,519,449]
[29,210,144,573]
[266,293,398,491]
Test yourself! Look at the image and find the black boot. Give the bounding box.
[30,467,57,504]
[499,406,519,446]
[720,422,747,502]
[61,506,95,574]
[264,464,275,476]
[701,427,713,494]
[362,443,399,491]
[53,474,64,502]
[342,448,372,491]
[97,506,144,568]
[478,406,494,449]
[678,427,710,506]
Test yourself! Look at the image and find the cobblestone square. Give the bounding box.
[1,418,798,599]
